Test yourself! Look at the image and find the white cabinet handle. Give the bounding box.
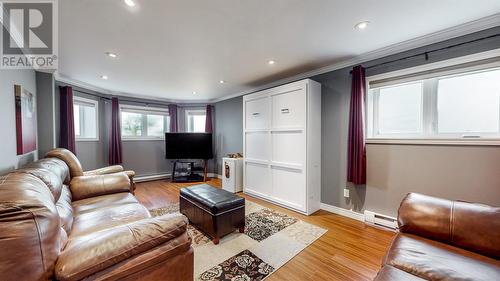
[281,108,290,114]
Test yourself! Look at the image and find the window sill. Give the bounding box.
[366,138,500,146]
[76,138,100,142]
[122,138,165,141]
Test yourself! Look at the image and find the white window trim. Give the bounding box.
[74,96,99,142]
[185,109,207,133]
[366,48,500,146]
[120,104,169,141]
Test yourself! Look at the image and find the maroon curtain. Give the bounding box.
[205,104,213,133]
[109,97,123,165]
[347,65,366,185]
[168,104,178,132]
[59,86,76,154]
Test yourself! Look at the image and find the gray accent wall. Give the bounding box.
[214,96,243,174]
[212,26,500,217]
[0,69,38,174]
[312,26,500,216]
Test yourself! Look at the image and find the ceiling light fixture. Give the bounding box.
[219,80,225,84]
[124,0,136,7]
[355,21,370,30]
[268,60,276,65]
[100,75,109,80]
[106,52,117,58]
[192,91,197,95]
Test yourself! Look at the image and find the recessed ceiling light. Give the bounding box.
[355,21,370,30]
[192,91,197,95]
[268,60,276,65]
[124,0,136,7]
[219,80,225,84]
[106,52,117,58]
[100,75,108,80]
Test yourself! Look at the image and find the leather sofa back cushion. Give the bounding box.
[46,148,84,178]
[0,173,61,280]
[26,157,70,184]
[57,185,74,234]
[13,167,63,202]
[398,193,500,259]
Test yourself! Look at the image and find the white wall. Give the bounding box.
[0,69,38,174]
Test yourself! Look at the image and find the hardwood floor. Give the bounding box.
[135,179,395,281]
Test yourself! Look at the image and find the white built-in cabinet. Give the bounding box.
[243,79,321,215]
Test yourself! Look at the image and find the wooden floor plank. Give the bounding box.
[135,179,395,281]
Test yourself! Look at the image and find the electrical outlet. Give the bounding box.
[344,188,350,198]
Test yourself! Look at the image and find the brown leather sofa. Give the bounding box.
[374,193,500,281]
[0,148,193,281]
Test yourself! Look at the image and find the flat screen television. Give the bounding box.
[165,133,213,159]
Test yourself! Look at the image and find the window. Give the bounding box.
[368,64,500,142]
[120,105,170,139]
[185,109,206,133]
[74,97,98,140]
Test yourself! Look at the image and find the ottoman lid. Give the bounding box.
[180,184,245,214]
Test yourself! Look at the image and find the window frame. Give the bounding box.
[120,104,170,141]
[185,109,207,133]
[74,96,99,142]
[366,49,500,146]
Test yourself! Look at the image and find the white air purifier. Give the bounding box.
[222,157,243,193]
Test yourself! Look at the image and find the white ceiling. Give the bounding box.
[58,0,500,102]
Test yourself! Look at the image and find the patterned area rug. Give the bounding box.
[149,200,326,281]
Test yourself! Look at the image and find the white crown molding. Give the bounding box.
[54,72,214,104]
[56,13,500,104]
[211,13,500,103]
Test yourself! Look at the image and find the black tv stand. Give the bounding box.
[171,160,208,183]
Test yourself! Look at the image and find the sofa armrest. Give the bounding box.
[398,193,500,259]
[69,172,131,201]
[55,214,189,281]
[83,165,124,176]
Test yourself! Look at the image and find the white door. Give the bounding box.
[245,162,270,198]
[271,166,306,212]
[245,96,270,130]
[272,89,306,129]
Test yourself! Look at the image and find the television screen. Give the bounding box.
[165,133,213,159]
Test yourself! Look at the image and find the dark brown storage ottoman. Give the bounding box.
[180,184,245,244]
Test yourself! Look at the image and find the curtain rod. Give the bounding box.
[350,33,500,74]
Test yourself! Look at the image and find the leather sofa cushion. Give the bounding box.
[374,265,425,281]
[385,234,500,281]
[398,193,500,259]
[26,158,70,184]
[69,173,131,201]
[55,214,188,281]
[56,185,74,234]
[180,184,245,214]
[72,192,139,215]
[0,173,61,281]
[13,167,63,201]
[46,148,84,178]
[70,194,150,237]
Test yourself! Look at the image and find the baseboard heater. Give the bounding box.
[364,211,398,230]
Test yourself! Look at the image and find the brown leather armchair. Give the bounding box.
[0,148,193,281]
[374,193,500,281]
[45,148,137,193]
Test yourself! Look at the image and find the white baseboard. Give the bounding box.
[320,203,365,222]
[135,173,171,182]
[135,173,221,183]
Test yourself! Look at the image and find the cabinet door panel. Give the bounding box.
[245,163,270,197]
[272,89,306,129]
[245,96,269,130]
[271,131,305,165]
[245,132,269,161]
[271,166,306,211]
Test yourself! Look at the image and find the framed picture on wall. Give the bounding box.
[15,85,37,155]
